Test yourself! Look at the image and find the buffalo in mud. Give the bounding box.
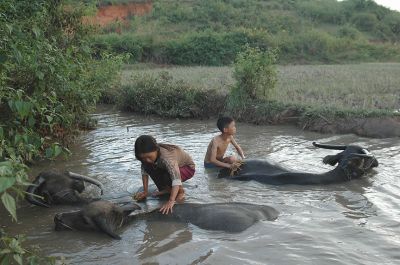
[26,171,104,207]
[54,200,279,239]
[218,142,378,185]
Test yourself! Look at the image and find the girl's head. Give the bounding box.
[134,135,159,164]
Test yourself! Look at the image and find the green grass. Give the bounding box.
[121,63,400,111]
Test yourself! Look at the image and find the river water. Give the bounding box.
[2,106,400,265]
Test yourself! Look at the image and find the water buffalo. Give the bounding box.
[26,171,104,208]
[54,200,140,239]
[54,200,279,239]
[218,142,378,185]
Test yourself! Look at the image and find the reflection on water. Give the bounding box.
[1,105,400,265]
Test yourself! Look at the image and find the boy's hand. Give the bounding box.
[133,191,148,201]
[160,200,175,214]
[229,161,244,176]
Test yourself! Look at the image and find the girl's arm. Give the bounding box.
[134,174,149,201]
[160,185,180,214]
[231,137,245,159]
[142,174,149,194]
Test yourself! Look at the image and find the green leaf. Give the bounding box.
[13,254,23,265]
[0,162,13,176]
[28,116,36,127]
[0,127,3,140]
[36,71,44,80]
[46,115,53,123]
[0,53,7,64]
[0,177,16,193]
[1,192,17,221]
[32,26,40,38]
[45,147,53,158]
[14,134,22,145]
[1,255,11,265]
[5,24,12,34]
[53,145,62,157]
[0,249,11,255]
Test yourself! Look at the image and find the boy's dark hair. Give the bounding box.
[134,135,159,161]
[217,116,234,132]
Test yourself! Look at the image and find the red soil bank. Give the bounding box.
[84,1,152,27]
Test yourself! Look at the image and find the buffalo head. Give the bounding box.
[313,142,378,179]
[54,200,141,239]
[26,171,104,207]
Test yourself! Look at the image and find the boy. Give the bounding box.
[204,116,245,169]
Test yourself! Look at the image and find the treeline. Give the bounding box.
[91,0,400,65]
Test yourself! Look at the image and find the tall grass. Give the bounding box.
[121,63,400,111]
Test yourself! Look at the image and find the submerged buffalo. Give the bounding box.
[218,142,378,185]
[54,200,279,239]
[54,200,140,239]
[26,171,104,207]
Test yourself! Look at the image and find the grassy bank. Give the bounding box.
[120,63,400,111]
[109,62,400,138]
[90,0,400,65]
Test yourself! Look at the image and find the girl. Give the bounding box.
[134,135,195,214]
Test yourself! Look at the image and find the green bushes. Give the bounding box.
[117,72,226,118]
[0,1,121,263]
[91,0,400,65]
[165,31,249,65]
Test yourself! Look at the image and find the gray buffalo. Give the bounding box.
[26,171,104,208]
[54,200,279,239]
[218,142,378,185]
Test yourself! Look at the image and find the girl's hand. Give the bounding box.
[133,191,148,201]
[159,200,175,214]
[152,189,169,197]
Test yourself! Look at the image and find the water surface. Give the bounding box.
[2,106,400,264]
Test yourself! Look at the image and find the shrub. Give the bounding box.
[117,72,226,118]
[351,12,379,31]
[232,45,278,101]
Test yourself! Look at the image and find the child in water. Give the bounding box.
[134,135,195,214]
[204,116,245,169]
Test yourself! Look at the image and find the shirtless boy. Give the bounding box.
[204,117,245,169]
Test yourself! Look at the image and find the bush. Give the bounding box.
[231,45,278,101]
[164,31,248,65]
[117,72,226,118]
[351,12,379,31]
[337,25,362,40]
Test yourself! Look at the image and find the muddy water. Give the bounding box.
[2,106,400,265]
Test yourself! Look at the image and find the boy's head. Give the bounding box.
[217,116,236,135]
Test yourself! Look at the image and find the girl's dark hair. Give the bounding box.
[134,135,178,161]
[134,135,159,160]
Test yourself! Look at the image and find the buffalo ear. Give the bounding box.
[322,154,340,166]
[93,217,121,240]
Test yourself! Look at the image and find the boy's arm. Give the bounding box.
[231,137,245,159]
[209,139,232,168]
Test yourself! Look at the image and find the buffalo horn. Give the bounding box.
[312,142,347,150]
[67,172,104,195]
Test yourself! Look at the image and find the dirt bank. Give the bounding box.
[302,116,400,138]
[84,1,152,27]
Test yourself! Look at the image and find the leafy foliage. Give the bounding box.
[232,46,278,100]
[0,0,121,263]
